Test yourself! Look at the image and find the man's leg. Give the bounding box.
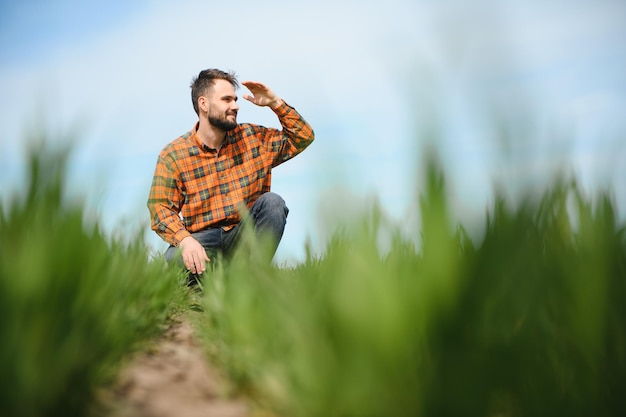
[223,192,289,261]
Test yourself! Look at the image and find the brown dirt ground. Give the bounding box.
[95,314,254,417]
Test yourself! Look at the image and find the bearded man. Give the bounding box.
[147,68,314,281]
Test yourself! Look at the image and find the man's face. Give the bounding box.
[206,79,239,131]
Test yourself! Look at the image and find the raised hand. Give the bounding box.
[242,81,284,109]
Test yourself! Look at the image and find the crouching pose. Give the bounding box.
[147,68,314,281]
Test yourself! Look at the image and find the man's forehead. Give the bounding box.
[211,79,237,95]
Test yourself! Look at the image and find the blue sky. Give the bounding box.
[1,0,625,263]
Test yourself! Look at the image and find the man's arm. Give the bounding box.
[242,81,315,165]
[148,153,190,245]
[147,154,209,274]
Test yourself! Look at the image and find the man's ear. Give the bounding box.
[198,96,209,113]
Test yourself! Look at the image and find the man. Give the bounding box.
[148,68,314,279]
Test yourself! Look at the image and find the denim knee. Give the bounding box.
[254,192,289,218]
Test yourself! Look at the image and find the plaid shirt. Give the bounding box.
[148,101,314,246]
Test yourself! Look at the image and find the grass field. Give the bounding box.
[1,143,624,417]
[197,160,626,417]
[0,143,187,417]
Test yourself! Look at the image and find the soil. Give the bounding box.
[95,313,253,417]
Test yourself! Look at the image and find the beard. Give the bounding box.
[208,108,238,131]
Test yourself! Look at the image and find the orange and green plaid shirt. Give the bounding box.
[148,101,314,246]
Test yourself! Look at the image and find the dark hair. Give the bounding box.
[190,69,239,115]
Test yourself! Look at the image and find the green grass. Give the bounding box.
[2,139,624,417]
[197,160,626,417]
[0,143,187,417]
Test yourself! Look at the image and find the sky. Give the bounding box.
[1,0,625,264]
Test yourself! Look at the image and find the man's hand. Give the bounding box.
[242,81,284,109]
[179,236,210,274]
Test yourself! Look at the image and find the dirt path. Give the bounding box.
[96,314,251,417]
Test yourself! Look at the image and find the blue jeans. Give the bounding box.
[165,192,289,269]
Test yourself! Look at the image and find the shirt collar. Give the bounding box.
[190,121,217,153]
[190,121,238,153]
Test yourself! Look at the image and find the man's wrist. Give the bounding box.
[173,229,192,246]
[270,98,284,110]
